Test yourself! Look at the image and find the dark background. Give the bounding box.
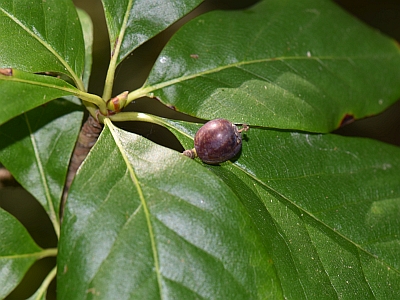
[2,0,399,299]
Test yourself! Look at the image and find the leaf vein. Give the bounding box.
[105,119,164,298]
[24,113,60,237]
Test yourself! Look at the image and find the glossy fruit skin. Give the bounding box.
[194,118,242,164]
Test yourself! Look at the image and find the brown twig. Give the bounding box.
[61,115,102,219]
[0,168,19,188]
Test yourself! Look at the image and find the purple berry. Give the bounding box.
[194,118,244,164]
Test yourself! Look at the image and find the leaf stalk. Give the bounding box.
[107,112,166,127]
[26,266,57,300]
[102,0,134,102]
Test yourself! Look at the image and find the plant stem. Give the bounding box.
[77,91,107,115]
[37,248,58,259]
[74,76,85,93]
[27,266,57,299]
[126,85,153,104]
[107,112,166,127]
[102,0,134,102]
[102,49,119,102]
[61,115,102,221]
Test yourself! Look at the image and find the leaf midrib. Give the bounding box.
[105,119,164,298]
[25,113,60,238]
[128,54,394,102]
[1,248,57,260]
[0,74,104,110]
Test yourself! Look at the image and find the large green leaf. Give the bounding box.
[0,99,83,236]
[0,0,85,86]
[162,118,400,299]
[57,119,279,299]
[0,69,85,126]
[101,0,203,65]
[0,208,43,299]
[133,0,400,132]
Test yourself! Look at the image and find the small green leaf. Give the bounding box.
[0,69,83,126]
[164,118,400,298]
[0,0,85,85]
[57,119,280,299]
[0,99,83,236]
[0,208,43,299]
[101,0,203,64]
[140,0,400,132]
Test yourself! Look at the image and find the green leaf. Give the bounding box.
[138,0,400,132]
[77,8,94,91]
[164,118,400,299]
[57,119,280,299]
[0,0,85,86]
[0,69,84,126]
[0,208,43,299]
[101,0,203,64]
[0,99,83,236]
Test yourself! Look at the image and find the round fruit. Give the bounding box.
[194,118,245,164]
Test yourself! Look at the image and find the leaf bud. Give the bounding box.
[106,91,128,112]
